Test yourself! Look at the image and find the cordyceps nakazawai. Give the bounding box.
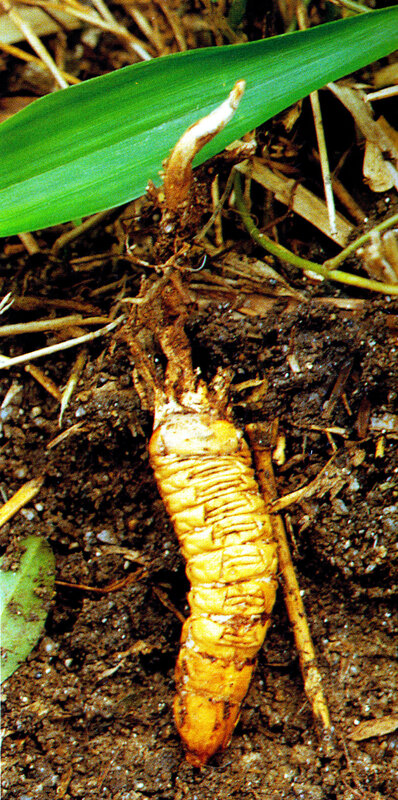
[123,79,332,764]
[128,315,278,766]
[149,407,278,765]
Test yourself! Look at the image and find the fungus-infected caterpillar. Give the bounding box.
[145,334,278,765]
[127,69,331,756]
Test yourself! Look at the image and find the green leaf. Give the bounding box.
[0,536,55,683]
[0,6,397,236]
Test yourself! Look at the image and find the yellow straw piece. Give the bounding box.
[0,477,44,528]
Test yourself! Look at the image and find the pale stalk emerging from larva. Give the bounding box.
[164,79,246,211]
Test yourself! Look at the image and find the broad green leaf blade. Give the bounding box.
[0,536,55,683]
[0,7,397,236]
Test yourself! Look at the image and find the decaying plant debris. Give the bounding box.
[1,1,398,799]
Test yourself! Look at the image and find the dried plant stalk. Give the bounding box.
[246,424,331,732]
[0,477,44,528]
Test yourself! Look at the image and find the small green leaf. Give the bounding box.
[0,536,55,683]
[0,6,397,235]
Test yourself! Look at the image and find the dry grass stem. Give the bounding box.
[366,86,398,103]
[17,232,40,254]
[0,40,80,83]
[0,293,13,315]
[310,424,348,437]
[328,81,398,157]
[210,174,224,248]
[308,90,336,235]
[55,568,146,594]
[246,424,332,732]
[0,2,81,44]
[53,0,152,60]
[58,348,86,426]
[296,1,336,236]
[0,476,44,528]
[328,81,398,191]
[313,155,366,225]
[349,714,398,742]
[126,4,164,52]
[1,0,152,60]
[0,314,125,369]
[90,0,115,24]
[0,0,68,87]
[269,453,357,512]
[0,315,109,336]
[51,210,112,255]
[24,363,62,401]
[322,360,353,419]
[152,585,186,625]
[9,296,100,313]
[194,166,236,241]
[154,0,187,51]
[236,159,353,246]
[46,420,85,449]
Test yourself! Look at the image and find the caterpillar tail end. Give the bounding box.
[174,692,241,766]
[173,633,257,764]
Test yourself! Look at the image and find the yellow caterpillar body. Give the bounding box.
[149,410,278,765]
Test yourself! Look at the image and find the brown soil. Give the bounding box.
[1,3,398,799]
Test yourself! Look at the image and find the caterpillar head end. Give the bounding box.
[174,693,240,766]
